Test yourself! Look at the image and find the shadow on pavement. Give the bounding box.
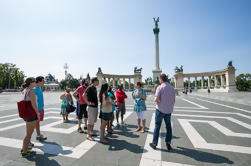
[108,139,145,154]
[24,141,73,165]
[163,146,234,164]
[26,153,61,166]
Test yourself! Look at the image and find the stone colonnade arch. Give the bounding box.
[174,66,237,92]
[96,72,142,90]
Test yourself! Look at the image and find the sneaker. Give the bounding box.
[166,144,172,151]
[120,122,126,126]
[36,134,47,141]
[20,150,35,158]
[77,127,84,133]
[149,143,156,150]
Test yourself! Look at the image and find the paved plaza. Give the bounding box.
[0,92,251,166]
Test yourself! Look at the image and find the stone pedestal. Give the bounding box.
[174,72,184,90]
[225,66,238,92]
[152,69,162,82]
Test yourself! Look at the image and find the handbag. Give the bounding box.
[66,104,76,113]
[17,90,37,119]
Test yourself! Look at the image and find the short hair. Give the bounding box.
[118,84,123,90]
[82,79,87,85]
[36,76,44,83]
[91,77,99,83]
[159,74,168,82]
[136,82,142,88]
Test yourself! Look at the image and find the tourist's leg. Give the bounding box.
[164,113,172,144]
[152,109,163,146]
[22,120,36,153]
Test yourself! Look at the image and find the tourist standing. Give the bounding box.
[33,76,47,141]
[107,86,116,133]
[20,77,40,157]
[150,74,175,150]
[60,88,73,122]
[115,84,127,126]
[73,79,89,133]
[99,83,114,143]
[83,77,99,141]
[132,82,147,133]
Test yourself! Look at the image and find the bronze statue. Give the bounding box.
[153,17,159,29]
[134,67,142,73]
[174,65,183,73]
[228,61,233,67]
[98,67,102,73]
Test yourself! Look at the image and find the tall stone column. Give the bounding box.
[208,76,211,89]
[108,78,110,85]
[214,75,218,88]
[113,78,115,88]
[188,77,191,89]
[123,78,126,89]
[152,17,162,82]
[195,77,197,89]
[201,76,204,89]
[221,75,224,88]
[129,78,131,90]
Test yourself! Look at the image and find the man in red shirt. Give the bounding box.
[115,84,127,126]
[73,79,89,133]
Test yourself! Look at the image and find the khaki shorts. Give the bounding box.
[116,103,126,115]
[87,106,98,125]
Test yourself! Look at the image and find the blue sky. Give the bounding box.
[0,0,250,81]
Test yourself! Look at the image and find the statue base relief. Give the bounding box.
[152,69,162,82]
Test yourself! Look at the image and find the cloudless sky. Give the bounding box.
[0,0,250,81]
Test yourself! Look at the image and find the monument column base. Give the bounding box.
[226,86,238,92]
[152,69,162,82]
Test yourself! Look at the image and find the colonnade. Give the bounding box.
[174,66,237,92]
[96,72,142,90]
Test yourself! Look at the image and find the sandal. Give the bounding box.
[140,129,145,133]
[135,128,141,132]
[86,136,94,141]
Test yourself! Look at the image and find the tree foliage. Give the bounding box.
[236,73,251,91]
[59,73,80,90]
[0,63,25,89]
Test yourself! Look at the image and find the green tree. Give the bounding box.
[236,73,251,91]
[59,73,80,90]
[0,63,25,89]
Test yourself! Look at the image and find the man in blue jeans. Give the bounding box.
[150,74,175,150]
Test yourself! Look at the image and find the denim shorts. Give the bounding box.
[101,112,113,121]
[23,115,38,122]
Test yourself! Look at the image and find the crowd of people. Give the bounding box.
[18,74,175,158]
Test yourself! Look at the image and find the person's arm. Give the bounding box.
[60,93,65,100]
[132,91,135,99]
[139,90,146,100]
[83,90,94,106]
[29,90,40,121]
[154,87,161,103]
[124,91,127,98]
[73,89,79,101]
[154,96,160,102]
